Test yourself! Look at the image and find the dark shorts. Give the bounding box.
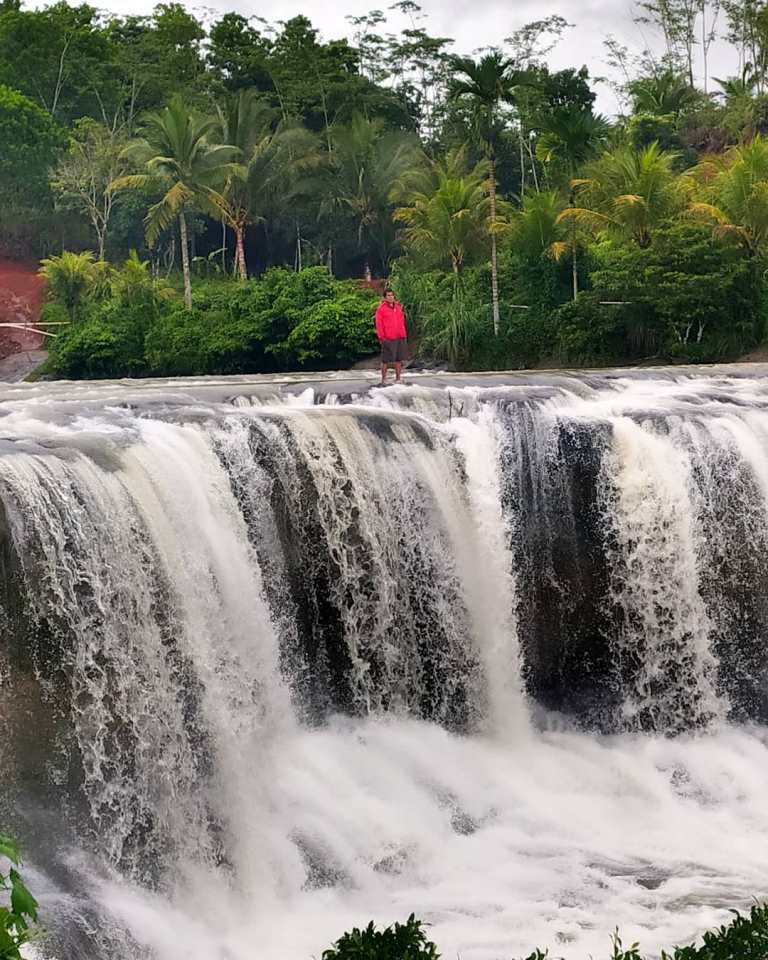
[381,338,407,363]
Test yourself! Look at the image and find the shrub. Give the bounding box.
[323,915,439,960]
[663,903,768,960]
[49,300,151,379]
[591,224,762,362]
[144,303,255,375]
[553,294,631,365]
[38,251,109,321]
[327,906,768,960]
[145,269,377,376]
[391,263,491,366]
[47,264,381,379]
[283,291,378,365]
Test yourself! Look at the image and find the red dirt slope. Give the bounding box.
[0,261,45,359]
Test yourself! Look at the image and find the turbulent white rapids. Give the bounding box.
[1,368,768,959]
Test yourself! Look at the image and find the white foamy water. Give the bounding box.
[94,720,768,960]
[1,369,768,959]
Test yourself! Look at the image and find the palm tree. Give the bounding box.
[509,190,565,259]
[535,107,610,298]
[688,135,768,253]
[535,108,611,174]
[110,249,171,306]
[714,64,758,101]
[216,89,276,281]
[449,52,530,335]
[320,113,422,276]
[628,70,697,116]
[395,154,497,362]
[215,90,321,280]
[38,250,108,321]
[559,142,684,251]
[111,96,242,309]
[394,152,496,274]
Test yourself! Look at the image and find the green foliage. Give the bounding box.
[38,250,108,320]
[0,83,62,256]
[662,903,768,959]
[0,3,114,124]
[0,83,61,192]
[564,142,685,249]
[51,118,128,259]
[50,298,153,378]
[392,262,490,365]
[394,152,493,274]
[0,834,39,960]
[283,292,378,364]
[7,1,768,372]
[591,223,761,360]
[626,113,682,153]
[50,264,378,378]
[690,135,768,254]
[323,914,439,960]
[330,906,768,960]
[552,294,629,364]
[628,71,697,117]
[321,112,424,272]
[113,95,243,247]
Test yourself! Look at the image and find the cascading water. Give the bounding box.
[1,369,768,959]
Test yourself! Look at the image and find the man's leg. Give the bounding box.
[394,361,402,382]
[380,362,388,385]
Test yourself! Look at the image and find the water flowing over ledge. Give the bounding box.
[2,366,768,959]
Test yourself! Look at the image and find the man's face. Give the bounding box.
[385,292,395,305]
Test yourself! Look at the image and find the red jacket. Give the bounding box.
[375,301,407,341]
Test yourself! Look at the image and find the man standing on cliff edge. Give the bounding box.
[375,288,408,386]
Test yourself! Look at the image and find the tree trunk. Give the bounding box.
[569,171,578,301]
[96,227,106,262]
[235,225,248,281]
[571,231,579,301]
[179,210,192,310]
[489,153,500,337]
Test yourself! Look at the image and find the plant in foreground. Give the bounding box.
[0,835,39,960]
[325,904,768,960]
[323,914,439,960]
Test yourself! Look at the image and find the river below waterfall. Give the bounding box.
[2,367,768,959]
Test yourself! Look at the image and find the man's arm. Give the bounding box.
[374,305,385,341]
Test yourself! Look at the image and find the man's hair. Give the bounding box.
[384,288,395,297]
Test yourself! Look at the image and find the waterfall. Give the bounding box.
[1,371,768,959]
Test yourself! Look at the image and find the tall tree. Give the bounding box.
[536,106,610,297]
[207,12,273,93]
[320,112,422,275]
[0,2,114,122]
[111,95,242,308]
[51,118,128,259]
[0,83,63,257]
[449,52,529,335]
[216,88,319,279]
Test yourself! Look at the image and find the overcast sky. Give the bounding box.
[93,0,741,114]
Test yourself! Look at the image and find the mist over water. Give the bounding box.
[2,370,768,958]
